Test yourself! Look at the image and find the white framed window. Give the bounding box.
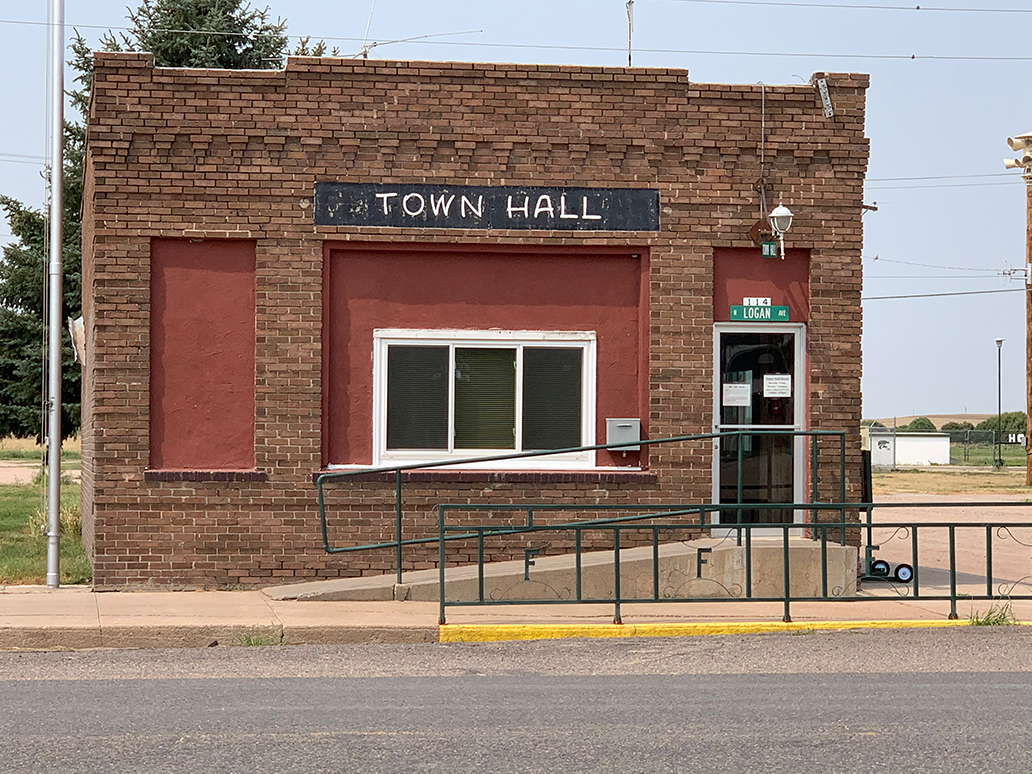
[372,329,596,468]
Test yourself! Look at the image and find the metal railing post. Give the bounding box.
[575,528,583,602]
[395,469,403,585]
[986,525,994,599]
[782,525,792,622]
[911,525,920,598]
[438,504,446,625]
[477,529,485,602]
[652,527,660,601]
[613,528,622,625]
[948,525,958,619]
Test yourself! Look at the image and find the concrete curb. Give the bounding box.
[0,625,439,651]
[439,619,991,643]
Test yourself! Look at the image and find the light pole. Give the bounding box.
[1003,131,1032,483]
[996,337,1004,469]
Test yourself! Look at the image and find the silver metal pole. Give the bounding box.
[45,0,64,589]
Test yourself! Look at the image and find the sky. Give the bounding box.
[1,0,1030,421]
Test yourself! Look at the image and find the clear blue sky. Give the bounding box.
[2,0,1029,420]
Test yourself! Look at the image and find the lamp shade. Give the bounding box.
[769,204,794,235]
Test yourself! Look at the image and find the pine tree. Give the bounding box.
[0,1,290,439]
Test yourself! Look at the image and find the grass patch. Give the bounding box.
[0,481,91,585]
[970,601,1017,626]
[239,628,280,646]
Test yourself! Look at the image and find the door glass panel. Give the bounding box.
[720,332,794,426]
[719,434,794,523]
[717,330,798,524]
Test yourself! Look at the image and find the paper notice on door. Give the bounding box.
[722,383,751,407]
[763,374,792,398]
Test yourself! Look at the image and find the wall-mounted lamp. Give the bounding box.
[768,203,794,260]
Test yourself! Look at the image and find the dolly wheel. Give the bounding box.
[871,559,891,577]
[894,563,914,584]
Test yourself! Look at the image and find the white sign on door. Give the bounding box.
[763,374,792,398]
[723,382,752,407]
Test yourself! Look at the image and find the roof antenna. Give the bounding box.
[626,0,634,67]
[361,0,377,58]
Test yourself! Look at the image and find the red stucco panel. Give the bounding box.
[324,244,647,467]
[712,247,810,323]
[149,239,256,470]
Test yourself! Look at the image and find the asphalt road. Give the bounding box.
[1,629,1030,774]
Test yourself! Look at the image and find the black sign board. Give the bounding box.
[314,183,659,232]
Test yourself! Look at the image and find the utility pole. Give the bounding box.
[626,0,634,67]
[45,0,64,588]
[1003,131,1032,484]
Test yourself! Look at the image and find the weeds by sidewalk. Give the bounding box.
[0,481,91,585]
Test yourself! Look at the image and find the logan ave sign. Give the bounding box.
[314,183,660,231]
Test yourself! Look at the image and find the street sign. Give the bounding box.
[730,305,789,322]
[761,241,778,258]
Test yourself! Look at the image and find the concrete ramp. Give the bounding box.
[265,537,858,602]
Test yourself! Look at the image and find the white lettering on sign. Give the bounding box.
[581,197,602,220]
[507,195,530,218]
[460,195,484,218]
[559,194,579,219]
[376,192,398,214]
[429,193,455,217]
[402,193,426,217]
[741,306,774,320]
[534,195,555,218]
[743,297,771,307]
[1006,433,1027,445]
[763,374,792,398]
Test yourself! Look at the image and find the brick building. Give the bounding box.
[81,54,869,588]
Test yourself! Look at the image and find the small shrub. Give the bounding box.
[27,503,82,539]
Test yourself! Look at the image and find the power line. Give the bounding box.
[867,173,1011,182]
[867,180,1022,190]
[864,256,998,272]
[3,17,1032,62]
[866,274,1005,279]
[656,0,1032,13]
[863,288,1024,300]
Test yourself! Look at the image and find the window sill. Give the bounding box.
[314,469,657,485]
[144,470,268,483]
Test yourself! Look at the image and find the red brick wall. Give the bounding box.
[81,55,868,588]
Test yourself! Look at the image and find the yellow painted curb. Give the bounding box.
[439,619,976,643]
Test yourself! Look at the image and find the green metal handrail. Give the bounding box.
[433,504,1032,624]
[315,429,848,583]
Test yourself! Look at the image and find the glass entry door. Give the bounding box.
[713,324,805,526]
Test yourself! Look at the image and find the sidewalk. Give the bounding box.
[2,583,1027,650]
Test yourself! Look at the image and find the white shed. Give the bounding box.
[867,429,950,467]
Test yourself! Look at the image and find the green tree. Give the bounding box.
[96,0,288,70]
[0,0,292,439]
[899,416,936,432]
[975,412,1027,434]
[940,421,974,432]
[861,419,885,428]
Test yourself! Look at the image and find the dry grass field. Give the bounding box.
[874,468,1032,495]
